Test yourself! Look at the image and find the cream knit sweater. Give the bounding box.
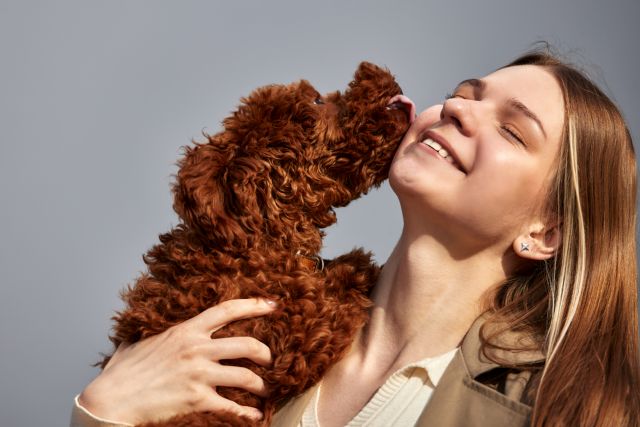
[300,347,458,427]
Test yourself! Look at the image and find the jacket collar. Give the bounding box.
[462,310,545,378]
[414,312,546,426]
[271,310,546,427]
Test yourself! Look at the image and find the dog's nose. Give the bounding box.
[386,95,416,124]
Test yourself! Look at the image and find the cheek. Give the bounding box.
[394,105,443,151]
[467,147,546,214]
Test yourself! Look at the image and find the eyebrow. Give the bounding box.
[454,78,547,140]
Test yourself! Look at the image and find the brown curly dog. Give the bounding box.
[100,62,412,426]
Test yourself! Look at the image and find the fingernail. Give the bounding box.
[264,299,277,308]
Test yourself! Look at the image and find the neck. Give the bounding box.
[352,226,507,373]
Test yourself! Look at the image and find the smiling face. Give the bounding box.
[389,65,565,252]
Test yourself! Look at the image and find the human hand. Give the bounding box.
[77,298,276,425]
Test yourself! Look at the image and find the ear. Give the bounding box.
[172,139,226,232]
[513,220,562,261]
[172,135,263,248]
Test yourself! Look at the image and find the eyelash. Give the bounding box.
[443,92,525,145]
[500,126,524,145]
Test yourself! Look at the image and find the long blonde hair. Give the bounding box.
[482,44,640,426]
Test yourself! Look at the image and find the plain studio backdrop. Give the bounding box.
[1,1,638,425]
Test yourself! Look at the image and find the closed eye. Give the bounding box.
[446,92,525,146]
[501,125,525,145]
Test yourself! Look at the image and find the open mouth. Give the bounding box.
[417,137,466,174]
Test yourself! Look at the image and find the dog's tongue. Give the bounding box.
[386,94,416,124]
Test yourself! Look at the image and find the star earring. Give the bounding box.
[520,241,530,252]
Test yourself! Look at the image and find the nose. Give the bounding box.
[440,97,476,136]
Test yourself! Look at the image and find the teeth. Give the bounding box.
[419,137,462,171]
[421,138,449,158]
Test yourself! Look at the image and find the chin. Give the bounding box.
[388,161,417,198]
[389,163,456,225]
[389,155,438,200]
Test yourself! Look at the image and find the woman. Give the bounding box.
[73,46,640,426]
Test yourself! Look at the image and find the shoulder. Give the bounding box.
[417,314,545,427]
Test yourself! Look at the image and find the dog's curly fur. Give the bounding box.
[99,62,411,426]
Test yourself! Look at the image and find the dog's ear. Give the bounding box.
[172,131,265,250]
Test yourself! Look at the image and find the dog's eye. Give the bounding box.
[313,97,325,105]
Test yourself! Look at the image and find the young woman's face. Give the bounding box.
[389,64,565,249]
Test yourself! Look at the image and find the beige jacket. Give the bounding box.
[271,311,545,427]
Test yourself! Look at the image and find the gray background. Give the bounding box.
[1,1,638,425]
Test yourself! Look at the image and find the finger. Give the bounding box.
[208,337,272,367]
[189,298,277,335]
[207,365,269,398]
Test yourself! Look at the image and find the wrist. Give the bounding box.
[77,382,135,426]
